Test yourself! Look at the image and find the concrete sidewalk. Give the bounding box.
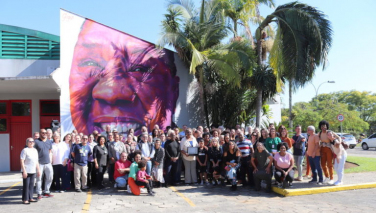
[272,171,376,196]
[0,172,22,184]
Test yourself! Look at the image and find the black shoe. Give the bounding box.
[75,189,82,192]
[148,191,155,196]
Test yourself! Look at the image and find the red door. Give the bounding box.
[10,100,32,171]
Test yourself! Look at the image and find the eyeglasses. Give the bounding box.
[83,138,88,140]
[41,132,47,134]
[252,135,257,137]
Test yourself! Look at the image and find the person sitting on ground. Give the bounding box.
[114,152,131,189]
[251,142,273,192]
[327,130,348,186]
[224,141,241,191]
[21,138,41,204]
[136,161,155,196]
[197,138,209,185]
[273,142,295,188]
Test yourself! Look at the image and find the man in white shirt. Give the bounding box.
[136,133,155,175]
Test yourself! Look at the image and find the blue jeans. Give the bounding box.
[146,160,152,176]
[294,155,304,178]
[115,174,128,187]
[308,156,323,182]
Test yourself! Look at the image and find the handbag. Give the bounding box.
[67,159,74,171]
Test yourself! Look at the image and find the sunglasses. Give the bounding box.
[83,138,88,140]
[41,132,47,134]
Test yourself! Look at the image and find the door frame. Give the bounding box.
[9,100,32,171]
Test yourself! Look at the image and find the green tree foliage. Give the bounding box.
[255,2,333,127]
[282,91,371,134]
[317,91,376,133]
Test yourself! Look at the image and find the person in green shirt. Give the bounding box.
[129,152,142,180]
[264,128,281,155]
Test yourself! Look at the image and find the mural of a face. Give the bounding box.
[69,20,180,136]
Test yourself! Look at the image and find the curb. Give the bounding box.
[272,182,376,196]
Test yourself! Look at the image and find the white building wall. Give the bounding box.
[267,94,282,125]
[0,59,59,77]
[0,134,10,172]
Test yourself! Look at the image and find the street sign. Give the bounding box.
[337,114,344,122]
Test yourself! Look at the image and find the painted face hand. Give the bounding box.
[69,20,179,137]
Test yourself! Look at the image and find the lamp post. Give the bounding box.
[311,81,335,106]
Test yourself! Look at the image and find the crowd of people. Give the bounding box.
[20,120,348,204]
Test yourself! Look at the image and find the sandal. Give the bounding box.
[29,199,38,202]
[22,201,30,205]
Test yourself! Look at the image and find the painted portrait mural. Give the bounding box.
[66,18,180,136]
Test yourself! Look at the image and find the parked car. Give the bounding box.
[361,133,376,150]
[336,133,357,149]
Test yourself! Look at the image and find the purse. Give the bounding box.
[67,159,74,171]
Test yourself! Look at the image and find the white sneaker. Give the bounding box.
[328,180,334,185]
[334,181,343,186]
[140,188,147,193]
[200,180,204,185]
[127,185,132,193]
[114,183,117,188]
[277,182,282,188]
[323,177,330,183]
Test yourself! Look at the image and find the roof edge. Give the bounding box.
[0,24,60,42]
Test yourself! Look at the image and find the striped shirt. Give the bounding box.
[237,140,252,157]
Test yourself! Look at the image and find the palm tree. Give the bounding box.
[254,2,332,127]
[159,0,255,127]
[215,0,275,47]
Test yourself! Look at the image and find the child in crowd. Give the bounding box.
[197,138,209,185]
[136,161,155,196]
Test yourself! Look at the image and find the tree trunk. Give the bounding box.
[289,81,293,129]
[256,38,263,127]
[203,83,210,128]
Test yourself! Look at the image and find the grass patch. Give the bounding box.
[345,156,376,173]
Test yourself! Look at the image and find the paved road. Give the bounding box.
[1,181,375,213]
[347,146,376,158]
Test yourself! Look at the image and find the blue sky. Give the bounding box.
[2,0,375,107]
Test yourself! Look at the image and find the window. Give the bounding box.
[12,102,30,116]
[0,118,6,132]
[40,100,60,115]
[0,102,6,114]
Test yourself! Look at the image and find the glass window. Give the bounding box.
[12,102,30,116]
[0,102,6,114]
[0,119,6,132]
[41,101,60,115]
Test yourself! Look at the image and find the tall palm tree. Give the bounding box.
[254,2,332,127]
[215,0,275,47]
[159,0,255,127]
